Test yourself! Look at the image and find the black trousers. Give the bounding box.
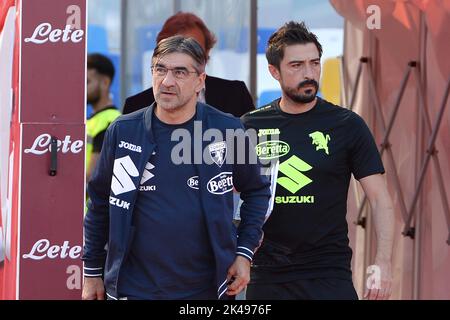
[246,278,358,300]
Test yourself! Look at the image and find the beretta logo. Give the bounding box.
[187,176,199,190]
[207,172,233,195]
[255,140,290,159]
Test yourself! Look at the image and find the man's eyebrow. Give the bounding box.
[173,66,189,71]
[288,58,320,64]
[154,63,189,70]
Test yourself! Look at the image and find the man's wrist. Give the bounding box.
[236,245,254,262]
[235,254,251,266]
[374,255,392,264]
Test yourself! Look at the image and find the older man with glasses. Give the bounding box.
[82,36,270,300]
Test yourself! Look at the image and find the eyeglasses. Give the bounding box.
[151,65,199,80]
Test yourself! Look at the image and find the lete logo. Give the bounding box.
[24,5,84,45]
[24,23,84,44]
[24,134,83,155]
[22,239,82,260]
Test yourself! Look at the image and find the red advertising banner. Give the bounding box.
[1,0,86,299]
[0,0,19,300]
[21,0,86,123]
[19,125,85,299]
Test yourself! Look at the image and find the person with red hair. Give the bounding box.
[123,12,255,117]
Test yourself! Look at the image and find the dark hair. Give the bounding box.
[152,35,207,73]
[156,12,217,53]
[266,21,323,69]
[87,53,115,81]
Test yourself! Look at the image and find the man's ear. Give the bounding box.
[195,72,206,93]
[101,76,112,91]
[268,64,281,81]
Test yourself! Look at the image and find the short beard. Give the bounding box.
[154,93,184,111]
[87,92,100,105]
[157,102,183,111]
[284,79,318,104]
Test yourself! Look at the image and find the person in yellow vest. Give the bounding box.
[86,53,121,182]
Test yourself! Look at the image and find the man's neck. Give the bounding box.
[155,100,197,125]
[279,95,317,114]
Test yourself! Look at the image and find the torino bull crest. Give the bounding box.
[208,141,227,167]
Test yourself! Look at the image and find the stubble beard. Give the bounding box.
[284,79,319,104]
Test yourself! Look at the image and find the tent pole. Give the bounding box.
[249,0,257,104]
[356,61,411,226]
[414,10,427,301]
[349,58,363,111]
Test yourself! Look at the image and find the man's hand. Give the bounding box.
[364,260,393,300]
[226,255,251,296]
[82,277,105,300]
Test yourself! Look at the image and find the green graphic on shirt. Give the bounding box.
[255,140,290,159]
[275,196,314,204]
[258,128,280,137]
[277,155,313,194]
[309,131,331,155]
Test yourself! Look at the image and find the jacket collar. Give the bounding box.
[144,103,155,144]
[144,102,206,143]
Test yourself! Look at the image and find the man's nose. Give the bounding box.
[161,70,177,86]
[304,64,315,79]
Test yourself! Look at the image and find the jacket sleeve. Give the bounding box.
[82,123,116,277]
[232,123,270,262]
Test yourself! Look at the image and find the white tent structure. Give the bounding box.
[331,0,450,299]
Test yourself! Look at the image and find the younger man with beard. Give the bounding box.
[86,53,121,182]
[241,21,394,300]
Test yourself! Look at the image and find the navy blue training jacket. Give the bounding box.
[82,102,270,299]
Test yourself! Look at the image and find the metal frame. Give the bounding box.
[249,0,257,103]
[350,57,410,226]
[173,0,181,13]
[403,74,450,243]
[349,55,450,246]
[120,0,127,107]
